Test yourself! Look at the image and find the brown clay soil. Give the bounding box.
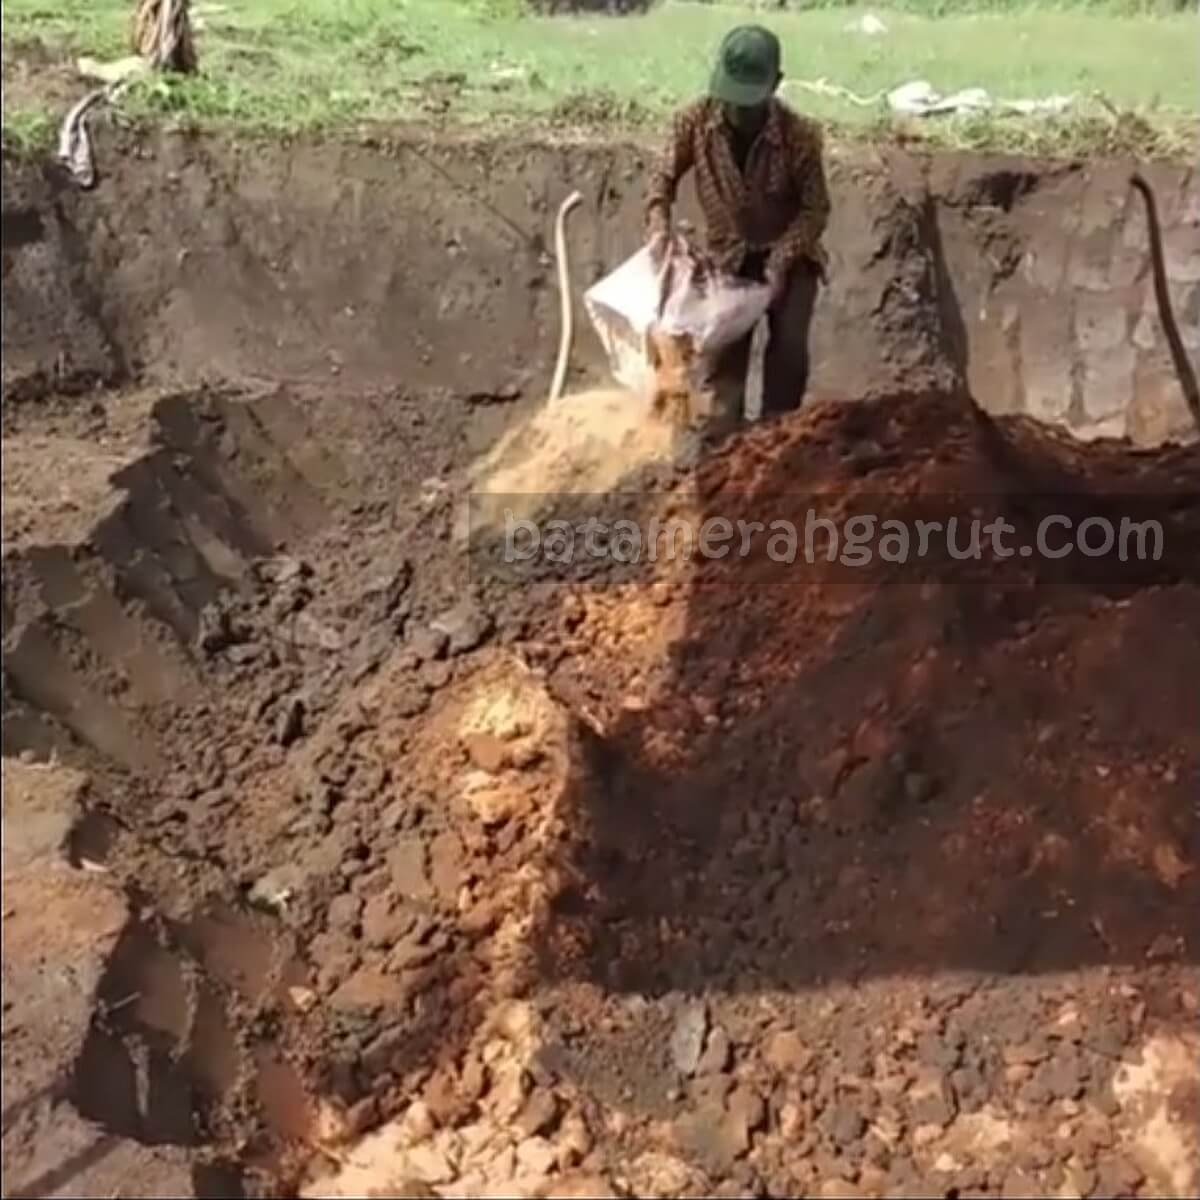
[2,123,1199,1200]
[3,377,1198,1200]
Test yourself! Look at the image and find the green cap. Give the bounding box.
[709,25,781,107]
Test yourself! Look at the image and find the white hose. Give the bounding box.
[549,190,584,405]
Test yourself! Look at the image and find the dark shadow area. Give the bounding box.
[517,392,1200,995]
[72,918,199,1148]
[5,1133,123,1200]
[192,1160,248,1198]
[71,1024,144,1142]
[48,193,131,383]
[922,194,970,391]
[94,388,329,648]
[0,207,45,250]
[50,914,257,1197]
[67,809,122,867]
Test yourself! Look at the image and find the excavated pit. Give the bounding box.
[2,131,1199,1200]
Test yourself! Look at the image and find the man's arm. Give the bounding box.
[644,104,700,242]
[765,121,831,292]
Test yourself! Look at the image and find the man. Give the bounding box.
[644,24,830,431]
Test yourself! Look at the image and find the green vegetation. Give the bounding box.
[1,109,56,157]
[705,0,1192,12]
[2,0,1196,156]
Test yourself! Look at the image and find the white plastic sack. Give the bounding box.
[844,13,887,35]
[886,80,1075,118]
[584,236,771,395]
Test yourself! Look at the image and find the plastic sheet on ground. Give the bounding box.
[58,57,149,188]
[786,77,1075,118]
[887,80,1075,117]
[844,13,888,35]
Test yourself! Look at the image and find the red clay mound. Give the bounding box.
[524,393,1200,994]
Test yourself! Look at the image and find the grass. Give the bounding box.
[2,0,1197,157]
[1,108,56,156]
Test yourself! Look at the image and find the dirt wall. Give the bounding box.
[3,123,1199,1199]
[2,128,1196,445]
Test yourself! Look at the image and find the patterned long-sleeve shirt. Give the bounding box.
[644,97,831,283]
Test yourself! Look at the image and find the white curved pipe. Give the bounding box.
[549,190,584,404]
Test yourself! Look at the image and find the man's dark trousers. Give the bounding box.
[695,252,820,434]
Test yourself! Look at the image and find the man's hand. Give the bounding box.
[765,268,789,312]
[647,229,671,269]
